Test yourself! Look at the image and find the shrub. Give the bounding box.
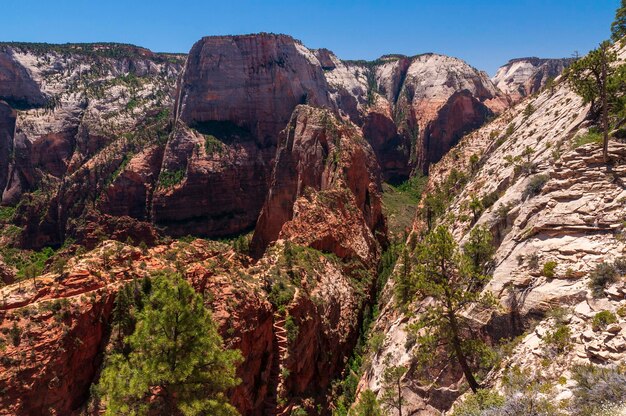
[367,332,385,355]
[285,315,299,343]
[158,169,185,189]
[9,322,21,347]
[543,261,557,278]
[592,310,617,331]
[523,174,549,199]
[572,129,603,149]
[528,253,540,270]
[204,134,223,154]
[570,364,626,416]
[451,389,505,416]
[481,191,500,210]
[589,262,617,297]
[523,104,535,118]
[544,323,572,355]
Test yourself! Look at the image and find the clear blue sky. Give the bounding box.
[0,0,619,74]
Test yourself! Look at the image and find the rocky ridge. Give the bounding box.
[358,48,626,414]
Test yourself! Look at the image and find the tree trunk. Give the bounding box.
[448,310,480,393]
[601,46,610,164]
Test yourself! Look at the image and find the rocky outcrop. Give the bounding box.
[493,57,575,102]
[0,240,275,416]
[251,105,385,260]
[0,101,15,194]
[0,43,184,247]
[176,34,333,146]
[358,45,626,414]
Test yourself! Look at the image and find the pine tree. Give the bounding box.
[407,226,496,393]
[98,271,242,416]
[612,0,626,43]
[380,361,407,416]
[566,41,626,163]
[350,389,384,416]
[462,225,495,279]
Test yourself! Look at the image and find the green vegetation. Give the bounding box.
[451,389,505,416]
[332,244,400,415]
[523,174,549,199]
[589,260,623,297]
[571,364,626,416]
[453,366,566,416]
[523,103,535,118]
[542,261,557,278]
[543,323,572,355]
[349,390,383,416]
[98,271,242,416]
[158,169,185,189]
[592,310,617,331]
[380,362,408,416]
[612,0,626,42]
[0,206,15,222]
[0,246,55,283]
[204,134,224,154]
[572,129,603,149]
[381,175,427,240]
[420,169,468,231]
[406,226,496,392]
[566,39,626,163]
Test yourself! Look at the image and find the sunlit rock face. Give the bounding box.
[493,57,575,102]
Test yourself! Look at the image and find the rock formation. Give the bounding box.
[493,57,575,102]
[357,48,626,414]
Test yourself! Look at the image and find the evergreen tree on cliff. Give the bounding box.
[98,271,242,416]
[407,226,496,393]
[612,0,626,43]
[567,41,626,163]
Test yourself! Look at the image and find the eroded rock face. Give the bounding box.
[322,52,509,174]
[358,45,626,414]
[0,47,47,108]
[0,240,275,416]
[0,101,16,194]
[493,57,574,102]
[0,43,184,247]
[251,105,385,260]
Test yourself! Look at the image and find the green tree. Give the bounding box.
[407,226,496,393]
[612,0,626,43]
[567,41,626,163]
[350,390,384,416]
[394,247,413,308]
[468,194,484,224]
[380,361,407,416]
[462,225,495,279]
[98,272,242,416]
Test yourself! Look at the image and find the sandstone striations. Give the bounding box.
[357,48,626,415]
[493,57,575,102]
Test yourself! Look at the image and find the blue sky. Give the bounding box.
[0,1,618,74]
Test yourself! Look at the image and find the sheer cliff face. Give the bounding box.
[359,48,626,414]
[492,57,575,102]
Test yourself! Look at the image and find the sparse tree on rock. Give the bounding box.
[350,389,384,416]
[380,357,407,416]
[407,226,496,393]
[567,41,626,163]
